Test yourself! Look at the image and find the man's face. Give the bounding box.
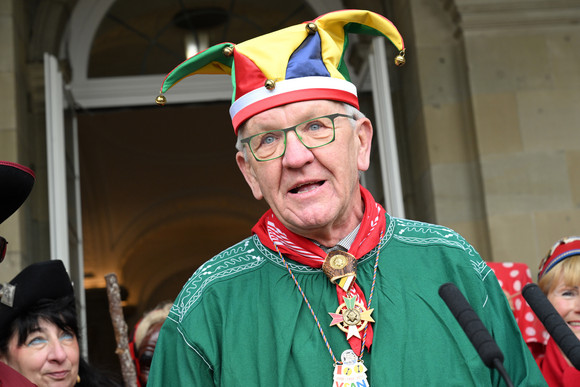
[236,100,373,244]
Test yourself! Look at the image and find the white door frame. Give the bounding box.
[44,53,88,358]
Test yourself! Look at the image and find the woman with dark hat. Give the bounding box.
[0,161,120,386]
[0,260,122,386]
[536,236,580,386]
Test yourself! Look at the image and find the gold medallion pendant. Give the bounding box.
[329,296,374,339]
[322,250,357,292]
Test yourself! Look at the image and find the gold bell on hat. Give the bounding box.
[264,79,276,90]
[394,49,406,67]
[223,46,234,57]
[155,94,167,106]
[305,22,318,34]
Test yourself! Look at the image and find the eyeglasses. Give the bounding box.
[240,113,354,162]
[0,236,7,264]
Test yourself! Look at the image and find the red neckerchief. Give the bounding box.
[252,185,386,354]
[538,338,580,387]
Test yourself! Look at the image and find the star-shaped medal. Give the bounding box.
[329,296,374,339]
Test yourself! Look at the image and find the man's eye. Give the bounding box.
[305,122,323,131]
[262,135,276,144]
[259,132,281,146]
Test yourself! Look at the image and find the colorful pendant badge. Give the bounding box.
[333,349,369,387]
[329,296,375,339]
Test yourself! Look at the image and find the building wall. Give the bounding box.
[456,0,580,275]
[0,0,34,279]
[395,0,580,277]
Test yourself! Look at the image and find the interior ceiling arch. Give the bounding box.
[120,210,259,314]
[68,0,345,83]
[78,102,267,297]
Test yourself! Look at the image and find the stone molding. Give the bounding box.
[441,0,580,33]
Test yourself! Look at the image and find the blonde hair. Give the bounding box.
[538,255,580,295]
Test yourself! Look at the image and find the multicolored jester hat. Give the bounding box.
[156,9,405,133]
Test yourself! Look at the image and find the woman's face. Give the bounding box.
[0,318,80,387]
[548,278,580,341]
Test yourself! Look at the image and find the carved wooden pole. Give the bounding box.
[105,273,137,387]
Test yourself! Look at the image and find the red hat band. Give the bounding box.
[538,237,580,280]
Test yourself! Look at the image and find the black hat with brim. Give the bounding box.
[0,260,74,334]
[0,161,35,225]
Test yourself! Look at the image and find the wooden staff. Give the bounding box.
[105,273,138,387]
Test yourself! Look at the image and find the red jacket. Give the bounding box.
[0,361,35,386]
[538,338,580,387]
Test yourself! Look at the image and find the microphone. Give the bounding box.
[439,283,514,387]
[521,283,580,370]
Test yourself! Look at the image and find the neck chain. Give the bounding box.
[275,231,383,365]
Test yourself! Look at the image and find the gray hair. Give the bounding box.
[235,102,365,160]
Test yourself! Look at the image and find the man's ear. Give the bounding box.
[356,118,373,172]
[236,151,264,200]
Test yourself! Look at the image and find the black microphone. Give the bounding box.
[522,283,580,370]
[439,283,514,387]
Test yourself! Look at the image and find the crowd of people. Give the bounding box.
[1,8,579,387]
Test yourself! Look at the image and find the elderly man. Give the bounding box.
[148,10,546,386]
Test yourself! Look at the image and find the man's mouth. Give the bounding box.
[289,181,324,194]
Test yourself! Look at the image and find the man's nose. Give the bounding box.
[282,130,314,167]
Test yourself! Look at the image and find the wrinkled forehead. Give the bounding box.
[240,100,345,136]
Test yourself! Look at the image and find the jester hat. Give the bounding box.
[156,9,405,133]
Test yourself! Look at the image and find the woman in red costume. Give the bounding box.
[537,236,580,386]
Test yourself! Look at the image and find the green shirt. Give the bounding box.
[148,214,546,386]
